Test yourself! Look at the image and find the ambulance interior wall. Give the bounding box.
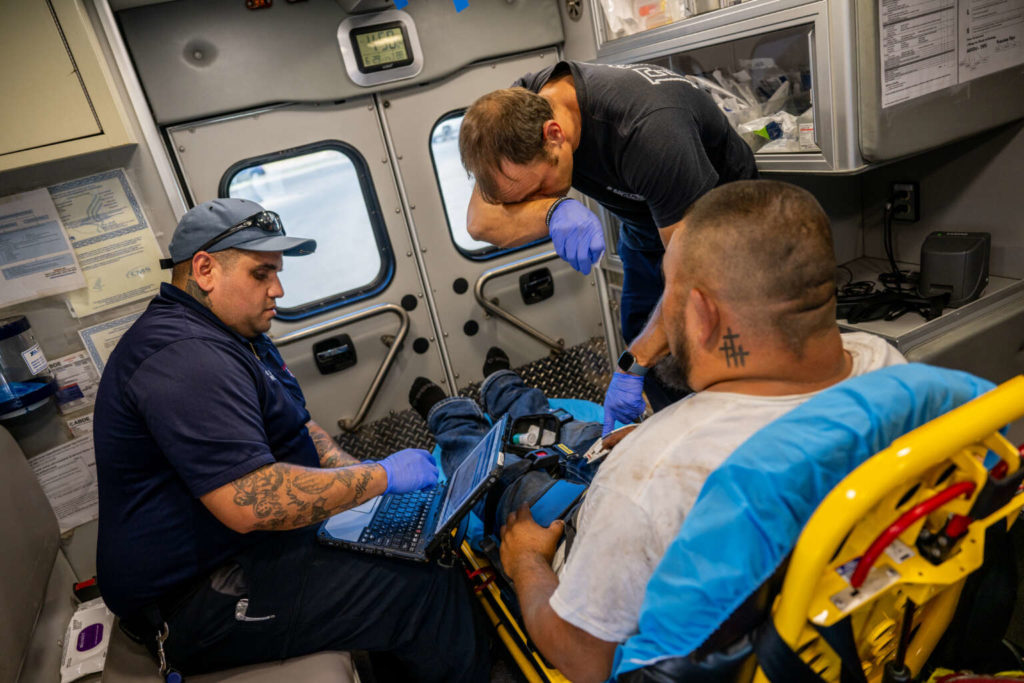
[2,0,1023,583]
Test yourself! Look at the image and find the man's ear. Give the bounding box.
[191,252,216,293]
[689,288,720,349]
[542,119,566,146]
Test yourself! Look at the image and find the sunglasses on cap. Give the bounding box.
[160,210,286,269]
[196,210,285,254]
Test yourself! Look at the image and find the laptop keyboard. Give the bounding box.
[359,487,437,552]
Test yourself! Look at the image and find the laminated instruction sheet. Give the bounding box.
[0,188,86,308]
[880,0,1023,108]
[48,169,165,318]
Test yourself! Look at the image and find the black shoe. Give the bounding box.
[409,377,446,421]
[482,346,510,378]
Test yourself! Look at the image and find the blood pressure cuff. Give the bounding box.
[613,363,995,678]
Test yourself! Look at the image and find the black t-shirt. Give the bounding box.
[515,61,757,250]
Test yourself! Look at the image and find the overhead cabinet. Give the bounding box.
[591,0,1024,173]
[0,0,133,172]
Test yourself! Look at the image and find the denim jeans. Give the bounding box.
[618,225,690,412]
[426,370,603,527]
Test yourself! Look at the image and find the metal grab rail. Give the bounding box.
[272,303,409,432]
[474,251,565,353]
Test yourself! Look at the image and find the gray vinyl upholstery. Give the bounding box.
[0,425,74,683]
[103,635,356,683]
[0,425,356,683]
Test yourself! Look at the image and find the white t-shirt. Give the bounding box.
[550,332,906,643]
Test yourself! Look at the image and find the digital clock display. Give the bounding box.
[351,22,414,73]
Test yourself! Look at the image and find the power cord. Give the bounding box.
[881,197,919,293]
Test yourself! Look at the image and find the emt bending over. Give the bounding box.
[459,60,758,427]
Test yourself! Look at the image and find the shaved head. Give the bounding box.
[666,180,837,356]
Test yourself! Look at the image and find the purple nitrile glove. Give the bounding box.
[602,371,646,437]
[548,198,606,275]
[378,448,439,494]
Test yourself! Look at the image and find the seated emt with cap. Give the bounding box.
[490,180,907,682]
[459,60,758,429]
[93,198,490,681]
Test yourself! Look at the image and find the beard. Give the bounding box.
[653,322,693,393]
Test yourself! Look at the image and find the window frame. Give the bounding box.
[428,109,549,261]
[218,140,395,320]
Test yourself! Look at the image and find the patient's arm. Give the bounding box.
[500,505,618,683]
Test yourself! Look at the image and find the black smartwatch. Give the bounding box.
[616,350,648,377]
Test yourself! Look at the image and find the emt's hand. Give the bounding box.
[549,199,606,275]
[500,504,565,582]
[378,448,439,494]
[602,371,646,437]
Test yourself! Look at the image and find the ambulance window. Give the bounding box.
[222,143,393,319]
[430,112,546,259]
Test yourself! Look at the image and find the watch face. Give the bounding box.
[617,351,634,372]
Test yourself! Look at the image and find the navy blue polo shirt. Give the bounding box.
[94,283,319,617]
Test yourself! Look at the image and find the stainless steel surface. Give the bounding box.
[93,0,189,219]
[274,303,410,432]
[474,251,566,352]
[837,257,1024,351]
[590,0,864,173]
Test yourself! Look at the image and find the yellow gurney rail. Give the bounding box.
[759,374,1024,682]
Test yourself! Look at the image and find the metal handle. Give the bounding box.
[807,26,820,150]
[273,303,409,432]
[474,251,565,353]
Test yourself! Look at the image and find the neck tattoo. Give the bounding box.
[719,328,750,368]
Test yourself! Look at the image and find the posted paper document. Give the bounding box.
[881,0,1024,108]
[79,311,142,376]
[28,436,98,533]
[0,188,86,307]
[49,170,164,318]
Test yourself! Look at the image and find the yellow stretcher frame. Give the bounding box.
[461,375,1024,683]
[757,374,1024,683]
[460,540,571,683]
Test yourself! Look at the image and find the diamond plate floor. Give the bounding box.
[336,337,611,461]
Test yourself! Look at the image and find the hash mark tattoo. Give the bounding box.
[719,328,750,367]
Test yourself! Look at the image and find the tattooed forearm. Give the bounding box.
[230,461,384,531]
[307,421,360,468]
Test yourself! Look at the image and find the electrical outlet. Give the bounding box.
[891,182,920,222]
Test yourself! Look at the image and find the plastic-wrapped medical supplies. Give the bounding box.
[684,60,817,154]
[60,598,116,683]
[600,0,692,37]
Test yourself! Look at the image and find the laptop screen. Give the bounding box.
[433,415,507,535]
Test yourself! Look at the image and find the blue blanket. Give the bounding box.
[614,363,995,676]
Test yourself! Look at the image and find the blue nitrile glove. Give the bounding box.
[548,199,606,275]
[602,372,646,437]
[378,448,439,494]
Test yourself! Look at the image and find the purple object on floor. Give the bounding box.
[77,623,104,652]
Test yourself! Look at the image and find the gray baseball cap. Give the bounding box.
[161,198,316,268]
